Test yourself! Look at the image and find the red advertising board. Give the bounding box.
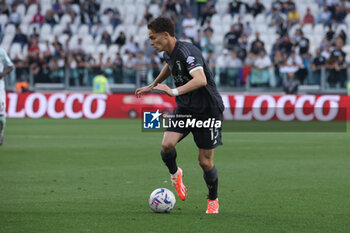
[5,93,350,121]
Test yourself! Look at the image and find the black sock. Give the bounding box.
[203,166,218,200]
[161,149,178,175]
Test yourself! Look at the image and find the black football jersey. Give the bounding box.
[163,41,224,115]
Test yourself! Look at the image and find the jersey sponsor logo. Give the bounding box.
[143,110,162,129]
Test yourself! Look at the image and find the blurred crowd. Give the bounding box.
[0,0,349,92]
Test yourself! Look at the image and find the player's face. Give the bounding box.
[148,30,168,52]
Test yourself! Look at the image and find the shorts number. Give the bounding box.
[209,127,219,141]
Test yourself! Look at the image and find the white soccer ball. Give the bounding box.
[149,188,176,213]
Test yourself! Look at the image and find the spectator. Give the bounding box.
[115,31,126,48]
[70,38,85,57]
[103,57,115,82]
[63,22,73,37]
[326,25,336,42]
[16,76,30,93]
[135,51,150,86]
[52,0,63,17]
[125,35,137,54]
[76,54,87,86]
[283,72,299,94]
[311,48,326,85]
[149,51,161,80]
[139,6,153,27]
[30,5,45,25]
[297,31,310,57]
[337,29,346,44]
[29,27,39,40]
[331,4,346,24]
[249,0,265,17]
[113,52,124,83]
[250,32,265,55]
[287,50,306,84]
[13,27,28,48]
[92,21,105,38]
[193,29,202,49]
[42,40,54,61]
[303,7,314,25]
[216,49,230,86]
[243,22,253,37]
[251,50,272,87]
[9,5,21,27]
[227,51,243,87]
[227,0,243,17]
[206,50,216,78]
[100,30,112,47]
[45,9,57,27]
[201,28,214,59]
[224,25,240,51]
[123,51,137,84]
[27,37,40,65]
[273,49,283,86]
[316,5,331,25]
[279,34,293,55]
[200,1,216,26]
[287,5,300,27]
[182,12,197,40]
[93,70,110,94]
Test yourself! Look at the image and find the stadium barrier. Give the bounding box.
[5,93,350,121]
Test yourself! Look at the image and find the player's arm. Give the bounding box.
[0,66,13,79]
[153,67,207,97]
[135,63,171,97]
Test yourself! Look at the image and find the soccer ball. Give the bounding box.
[149,188,176,213]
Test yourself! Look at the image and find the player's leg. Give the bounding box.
[161,131,188,200]
[0,115,5,146]
[0,95,5,146]
[161,131,183,174]
[198,148,219,214]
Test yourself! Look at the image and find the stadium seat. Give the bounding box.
[85,44,95,55]
[71,4,80,15]
[222,14,232,25]
[60,14,73,25]
[83,35,94,46]
[108,44,119,56]
[9,43,22,59]
[16,4,26,18]
[22,14,34,25]
[313,24,324,35]
[149,4,160,17]
[40,24,52,38]
[19,23,28,35]
[78,24,89,36]
[5,24,16,36]
[26,4,38,17]
[58,34,69,45]
[53,24,64,35]
[97,44,108,54]
[211,14,221,26]
[0,14,8,27]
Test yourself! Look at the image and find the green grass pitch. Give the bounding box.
[0,118,349,233]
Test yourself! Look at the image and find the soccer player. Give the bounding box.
[0,47,14,146]
[135,17,224,214]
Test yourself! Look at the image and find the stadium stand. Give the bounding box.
[0,0,349,94]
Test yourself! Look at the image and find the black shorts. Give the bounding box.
[165,108,223,150]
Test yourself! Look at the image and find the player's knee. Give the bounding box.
[198,157,213,171]
[161,141,175,153]
[0,115,5,131]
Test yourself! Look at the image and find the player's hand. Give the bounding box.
[135,84,153,98]
[152,84,174,96]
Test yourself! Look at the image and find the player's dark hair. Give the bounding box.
[147,16,175,37]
